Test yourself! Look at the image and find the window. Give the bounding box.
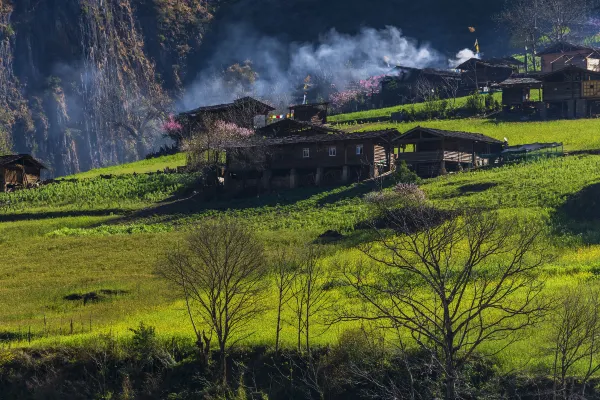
[303,148,310,158]
[328,146,337,157]
[356,144,364,155]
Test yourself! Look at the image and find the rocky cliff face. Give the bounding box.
[0,0,215,176]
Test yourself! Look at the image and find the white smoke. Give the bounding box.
[180,25,444,111]
[449,48,480,68]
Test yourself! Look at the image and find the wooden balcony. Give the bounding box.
[396,151,476,163]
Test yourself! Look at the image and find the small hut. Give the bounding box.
[0,154,46,192]
[498,77,543,111]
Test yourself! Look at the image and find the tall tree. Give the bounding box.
[158,219,268,385]
[337,206,549,400]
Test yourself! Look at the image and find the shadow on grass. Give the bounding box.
[552,182,600,245]
[117,179,393,225]
[0,208,128,223]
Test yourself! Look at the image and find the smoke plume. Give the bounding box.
[449,48,479,68]
[180,25,445,111]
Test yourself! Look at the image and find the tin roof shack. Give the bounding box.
[289,102,329,124]
[540,66,600,118]
[224,129,402,193]
[176,97,275,143]
[393,127,503,178]
[0,155,46,192]
[380,66,464,107]
[498,77,543,111]
[456,58,514,89]
[537,42,600,73]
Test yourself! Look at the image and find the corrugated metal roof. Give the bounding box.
[498,77,542,87]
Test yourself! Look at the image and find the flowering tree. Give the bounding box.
[162,114,183,141]
[183,119,257,185]
[329,75,385,112]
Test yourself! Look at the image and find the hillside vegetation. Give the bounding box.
[0,150,599,375]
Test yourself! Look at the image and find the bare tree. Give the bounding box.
[498,0,544,71]
[157,219,268,385]
[548,284,600,399]
[272,248,301,353]
[540,0,592,43]
[336,206,549,400]
[289,247,331,353]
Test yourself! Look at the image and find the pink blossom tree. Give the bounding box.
[184,119,258,184]
[329,75,386,112]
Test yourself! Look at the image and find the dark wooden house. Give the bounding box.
[257,119,342,138]
[289,102,329,124]
[540,65,600,118]
[537,42,600,73]
[456,58,514,89]
[224,129,402,191]
[177,97,275,142]
[498,77,542,110]
[393,127,503,178]
[380,66,464,106]
[0,154,46,191]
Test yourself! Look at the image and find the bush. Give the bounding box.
[129,322,174,371]
[394,161,421,184]
[394,183,427,206]
[466,92,486,115]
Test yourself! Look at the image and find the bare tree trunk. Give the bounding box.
[276,288,284,353]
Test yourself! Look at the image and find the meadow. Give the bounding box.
[3,108,600,377]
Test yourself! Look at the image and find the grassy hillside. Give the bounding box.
[1,150,600,376]
[64,153,187,180]
[3,106,600,378]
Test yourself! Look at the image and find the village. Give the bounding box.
[150,40,595,196]
[10,0,600,398]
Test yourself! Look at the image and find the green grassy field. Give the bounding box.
[328,91,533,123]
[340,118,600,152]
[64,153,186,180]
[3,128,600,376]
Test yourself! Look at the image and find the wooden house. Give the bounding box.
[224,129,402,191]
[257,119,342,138]
[392,127,503,178]
[540,65,600,118]
[289,102,329,124]
[177,97,275,142]
[498,77,542,110]
[537,42,600,73]
[380,66,464,106]
[456,58,514,89]
[0,154,46,191]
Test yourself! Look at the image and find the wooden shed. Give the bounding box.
[289,102,329,124]
[456,58,514,89]
[380,66,465,106]
[392,127,503,177]
[0,154,46,191]
[498,77,542,110]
